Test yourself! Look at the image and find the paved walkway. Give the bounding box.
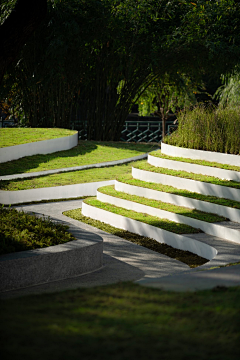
[1,199,240,299]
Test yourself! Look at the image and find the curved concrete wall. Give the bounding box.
[148,154,240,182]
[0,132,78,163]
[161,142,240,166]
[132,167,240,202]
[97,191,240,244]
[0,180,115,205]
[115,180,240,223]
[82,202,217,261]
[0,222,103,292]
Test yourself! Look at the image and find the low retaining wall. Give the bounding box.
[132,167,240,202]
[82,202,217,261]
[115,180,240,223]
[97,191,240,244]
[0,180,116,205]
[0,221,103,292]
[0,132,78,163]
[148,154,240,182]
[161,143,240,166]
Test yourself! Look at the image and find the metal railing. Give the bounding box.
[75,119,177,142]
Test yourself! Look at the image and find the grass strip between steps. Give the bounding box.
[134,161,240,189]
[0,141,157,176]
[98,185,227,223]
[83,197,201,234]
[117,175,240,209]
[64,208,207,268]
[150,150,240,172]
[0,161,138,191]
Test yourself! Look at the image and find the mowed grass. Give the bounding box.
[117,174,240,209]
[98,185,227,222]
[0,161,138,191]
[1,283,240,360]
[0,141,157,176]
[150,150,240,172]
[64,207,208,267]
[134,161,240,189]
[83,197,200,234]
[0,128,76,148]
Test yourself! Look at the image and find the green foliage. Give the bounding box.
[165,105,240,155]
[0,0,17,25]
[214,66,240,107]
[0,207,75,255]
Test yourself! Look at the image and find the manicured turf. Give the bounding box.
[0,141,157,176]
[0,161,139,191]
[117,174,240,209]
[134,161,240,189]
[98,185,227,222]
[64,208,208,267]
[1,283,240,360]
[83,197,201,234]
[150,150,240,172]
[0,128,76,148]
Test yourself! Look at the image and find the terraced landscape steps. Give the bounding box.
[82,145,240,266]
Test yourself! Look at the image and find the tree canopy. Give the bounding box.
[1,0,239,140]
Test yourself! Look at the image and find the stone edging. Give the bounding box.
[0,132,78,163]
[97,191,240,244]
[82,201,217,261]
[115,180,240,223]
[161,142,240,166]
[148,154,240,182]
[132,167,240,202]
[0,180,116,205]
[0,217,103,292]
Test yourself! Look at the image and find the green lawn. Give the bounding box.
[0,141,157,176]
[150,150,240,172]
[0,128,77,148]
[0,161,139,191]
[1,283,240,360]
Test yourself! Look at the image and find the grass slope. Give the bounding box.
[117,174,240,209]
[1,283,240,360]
[134,161,240,189]
[98,185,227,222]
[0,161,138,191]
[150,150,240,172]
[64,208,207,267]
[0,141,157,176]
[0,128,76,148]
[83,197,201,234]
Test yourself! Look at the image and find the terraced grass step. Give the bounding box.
[83,198,201,234]
[148,152,240,182]
[97,186,240,244]
[150,150,240,172]
[98,186,226,222]
[135,161,240,189]
[132,162,240,202]
[115,175,240,223]
[82,199,218,260]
